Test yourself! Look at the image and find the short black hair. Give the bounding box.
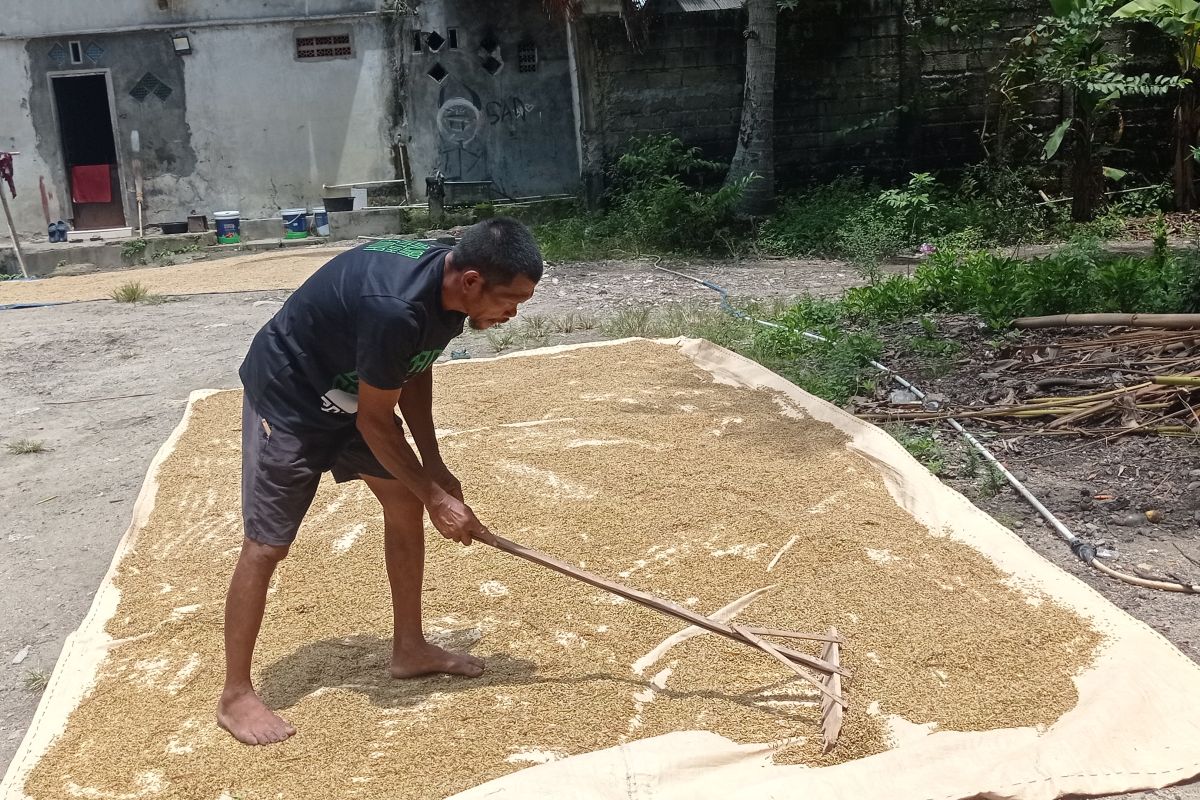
[451,217,543,286]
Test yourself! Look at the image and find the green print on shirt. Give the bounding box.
[362,239,433,258]
[329,350,442,395]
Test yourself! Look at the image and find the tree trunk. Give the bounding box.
[725,0,777,216]
[1174,80,1198,212]
[1070,112,1099,222]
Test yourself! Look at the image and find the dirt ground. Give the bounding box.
[0,249,1197,799]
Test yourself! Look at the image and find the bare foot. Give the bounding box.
[391,641,485,679]
[217,688,296,745]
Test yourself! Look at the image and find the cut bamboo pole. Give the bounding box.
[820,627,844,751]
[485,534,849,678]
[1014,313,1200,330]
[1154,375,1200,387]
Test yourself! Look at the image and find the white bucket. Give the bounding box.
[312,206,329,236]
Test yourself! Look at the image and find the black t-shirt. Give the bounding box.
[239,239,466,431]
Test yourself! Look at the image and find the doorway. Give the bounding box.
[51,73,126,230]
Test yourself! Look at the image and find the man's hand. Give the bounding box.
[426,461,463,502]
[427,492,492,546]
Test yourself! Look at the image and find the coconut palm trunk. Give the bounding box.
[725,0,778,215]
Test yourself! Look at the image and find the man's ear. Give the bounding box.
[460,269,486,292]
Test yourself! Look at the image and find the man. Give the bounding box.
[218,217,541,746]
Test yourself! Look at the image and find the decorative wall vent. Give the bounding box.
[518,43,537,73]
[130,72,172,102]
[296,33,353,60]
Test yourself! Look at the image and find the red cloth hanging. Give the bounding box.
[0,152,14,198]
[70,164,112,204]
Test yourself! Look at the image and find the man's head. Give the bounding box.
[445,217,542,330]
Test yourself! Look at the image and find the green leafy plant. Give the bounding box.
[535,135,748,258]
[978,464,1008,498]
[758,175,878,256]
[878,172,938,242]
[999,0,1183,221]
[1112,0,1200,211]
[121,238,149,262]
[886,425,948,476]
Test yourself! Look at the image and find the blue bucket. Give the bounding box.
[281,208,308,239]
[312,206,329,237]
[213,211,240,244]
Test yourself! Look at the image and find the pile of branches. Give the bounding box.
[861,324,1200,438]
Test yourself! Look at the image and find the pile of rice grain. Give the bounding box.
[23,341,1101,800]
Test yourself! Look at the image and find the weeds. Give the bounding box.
[6,439,48,455]
[518,314,551,346]
[549,310,598,334]
[602,307,655,338]
[23,669,50,693]
[536,135,748,260]
[886,425,947,476]
[485,326,516,353]
[978,464,1007,498]
[836,237,1195,329]
[110,281,166,304]
[121,239,149,262]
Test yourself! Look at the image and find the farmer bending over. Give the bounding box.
[218,217,541,745]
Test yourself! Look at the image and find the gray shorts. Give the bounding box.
[241,394,395,546]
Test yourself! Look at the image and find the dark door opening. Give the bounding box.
[52,74,126,230]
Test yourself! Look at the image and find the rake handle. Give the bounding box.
[484,533,848,678]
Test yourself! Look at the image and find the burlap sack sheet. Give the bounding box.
[3,339,1198,800]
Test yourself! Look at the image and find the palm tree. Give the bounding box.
[724,0,779,215]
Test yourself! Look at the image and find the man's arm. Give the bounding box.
[357,379,487,544]
[398,369,462,501]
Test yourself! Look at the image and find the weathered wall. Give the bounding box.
[575,7,744,180]
[578,0,1176,187]
[0,1,380,38]
[402,0,579,201]
[2,17,395,233]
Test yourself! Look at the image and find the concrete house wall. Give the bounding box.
[0,1,397,234]
[402,0,579,202]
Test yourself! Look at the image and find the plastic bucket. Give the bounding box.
[213,211,240,244]
[312,206,329,237]
[281,208,308,239]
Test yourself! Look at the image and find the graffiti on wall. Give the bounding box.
[435,82,490,181]
[485,97,535,126]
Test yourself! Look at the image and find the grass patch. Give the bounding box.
[886,425,948,476]
[548,310,598,334]
[6,438,48,455]
[23,669,50,693]
[485,326,516,354]
[112,283,162,304]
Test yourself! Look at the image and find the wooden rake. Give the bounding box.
[484,533,848,750]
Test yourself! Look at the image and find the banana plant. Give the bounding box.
[1000,0,1181,221]
[1113,0,1200,210]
